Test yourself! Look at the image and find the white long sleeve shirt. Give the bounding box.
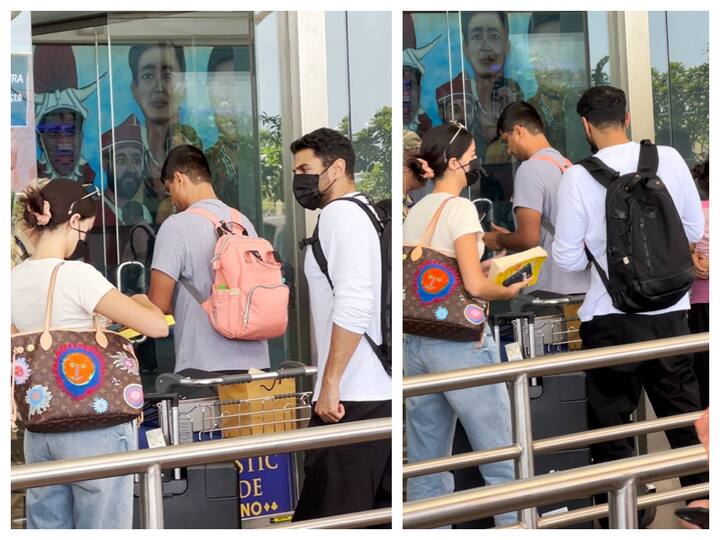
[553,141,704,322]
[305,193,391,401]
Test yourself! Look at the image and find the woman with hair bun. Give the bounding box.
[11,179,168,529]
[403,123,528,527]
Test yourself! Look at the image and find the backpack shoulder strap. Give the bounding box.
[637,139,659,178]
[576,156,620,190]
[337,196,384,235]
[299,195,379,290]
[179,206,246,305]
[186,207,222,227]
[528,152,571,236]
[228,208,248,236]
[178,275,206,305]
[529,154,572,173]
[298,195,391,374]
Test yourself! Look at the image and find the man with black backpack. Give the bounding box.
[553,86,707,516]
[290,128,391,522]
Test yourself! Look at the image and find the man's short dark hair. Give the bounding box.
[129,44,186,83]
[161,144,211,184]
[576,85,627,129]
[290,128,356,179]
[497,101,545,137]
[462,11,509,44]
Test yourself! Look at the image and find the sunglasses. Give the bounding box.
[67,186,100,216]
[444,120,467,160]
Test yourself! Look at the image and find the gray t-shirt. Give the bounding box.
[151,198,270,372]
[512,148,590,294]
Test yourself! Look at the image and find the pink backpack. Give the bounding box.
[179,207,289,340]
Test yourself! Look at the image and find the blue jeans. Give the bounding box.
[404,329,517,527]
[24,422,136,529]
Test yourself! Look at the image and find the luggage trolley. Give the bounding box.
[486,294,593,527]
[133,365,317,529]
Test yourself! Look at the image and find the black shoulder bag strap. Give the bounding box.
[637,139,659,179]
[576,155,621,294]
[298,195,390,374]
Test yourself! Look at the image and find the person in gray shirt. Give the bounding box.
[483,101,590,294]
[148,144,269,373]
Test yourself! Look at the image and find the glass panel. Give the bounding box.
[587,11,613,87]
[403,11,590,232]
[32,25,112,277]
[649,11,709,168]
[666,12,709,167]
[326,11,392,201]
[326,11,350,135]
[254,11,303,367]
[649,12,672,148]
[347,11,392,201]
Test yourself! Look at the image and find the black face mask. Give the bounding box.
[292,163,337,210]
[460,158,481,187]
[68,226,90,262]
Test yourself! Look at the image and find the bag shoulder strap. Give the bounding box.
[528,153,571,236]
[187,206,248,236]
[529,153,572,173]
[178,276,206,305]
[408,196,456,260]
[35,261,67,350]
[541,217,555,236]
[637,139,659,178]
[337,196,384,235]
[300,194,379,290]
[39,262,105,350]
[299,195,391,374]
[576,156,620,190]
[180,206,250,304]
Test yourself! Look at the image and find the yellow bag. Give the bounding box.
[218,377,297,438]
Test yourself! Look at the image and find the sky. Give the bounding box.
[255,11,392,132]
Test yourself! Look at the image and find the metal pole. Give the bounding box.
[538,482,709,529]
[274,507,392,529]
[143,463,164,529]
[403,411,700,479]
[403,445,706,529]
[404,333,709,398]
[171,399,181,480]
[12,418,391,490]
[513,373,537,528]
[137,472,146,529]
[608,477,638,529]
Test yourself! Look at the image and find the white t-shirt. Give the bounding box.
[304,193,391,402]
[404,192,485,259]
[11,258,115,332]
[553,141,704,321]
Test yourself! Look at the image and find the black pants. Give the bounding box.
[580,311,707,487]
[292,400,391,525]
[687,302,709,409]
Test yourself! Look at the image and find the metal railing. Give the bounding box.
[403,332,709,528]
[404,445,708,528]
[11,417,391,529]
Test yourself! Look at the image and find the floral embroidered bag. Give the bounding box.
[11,262,144,433]
[403,197,488,341]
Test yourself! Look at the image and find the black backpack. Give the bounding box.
[300,194,391,375]
[577,139,695,313]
